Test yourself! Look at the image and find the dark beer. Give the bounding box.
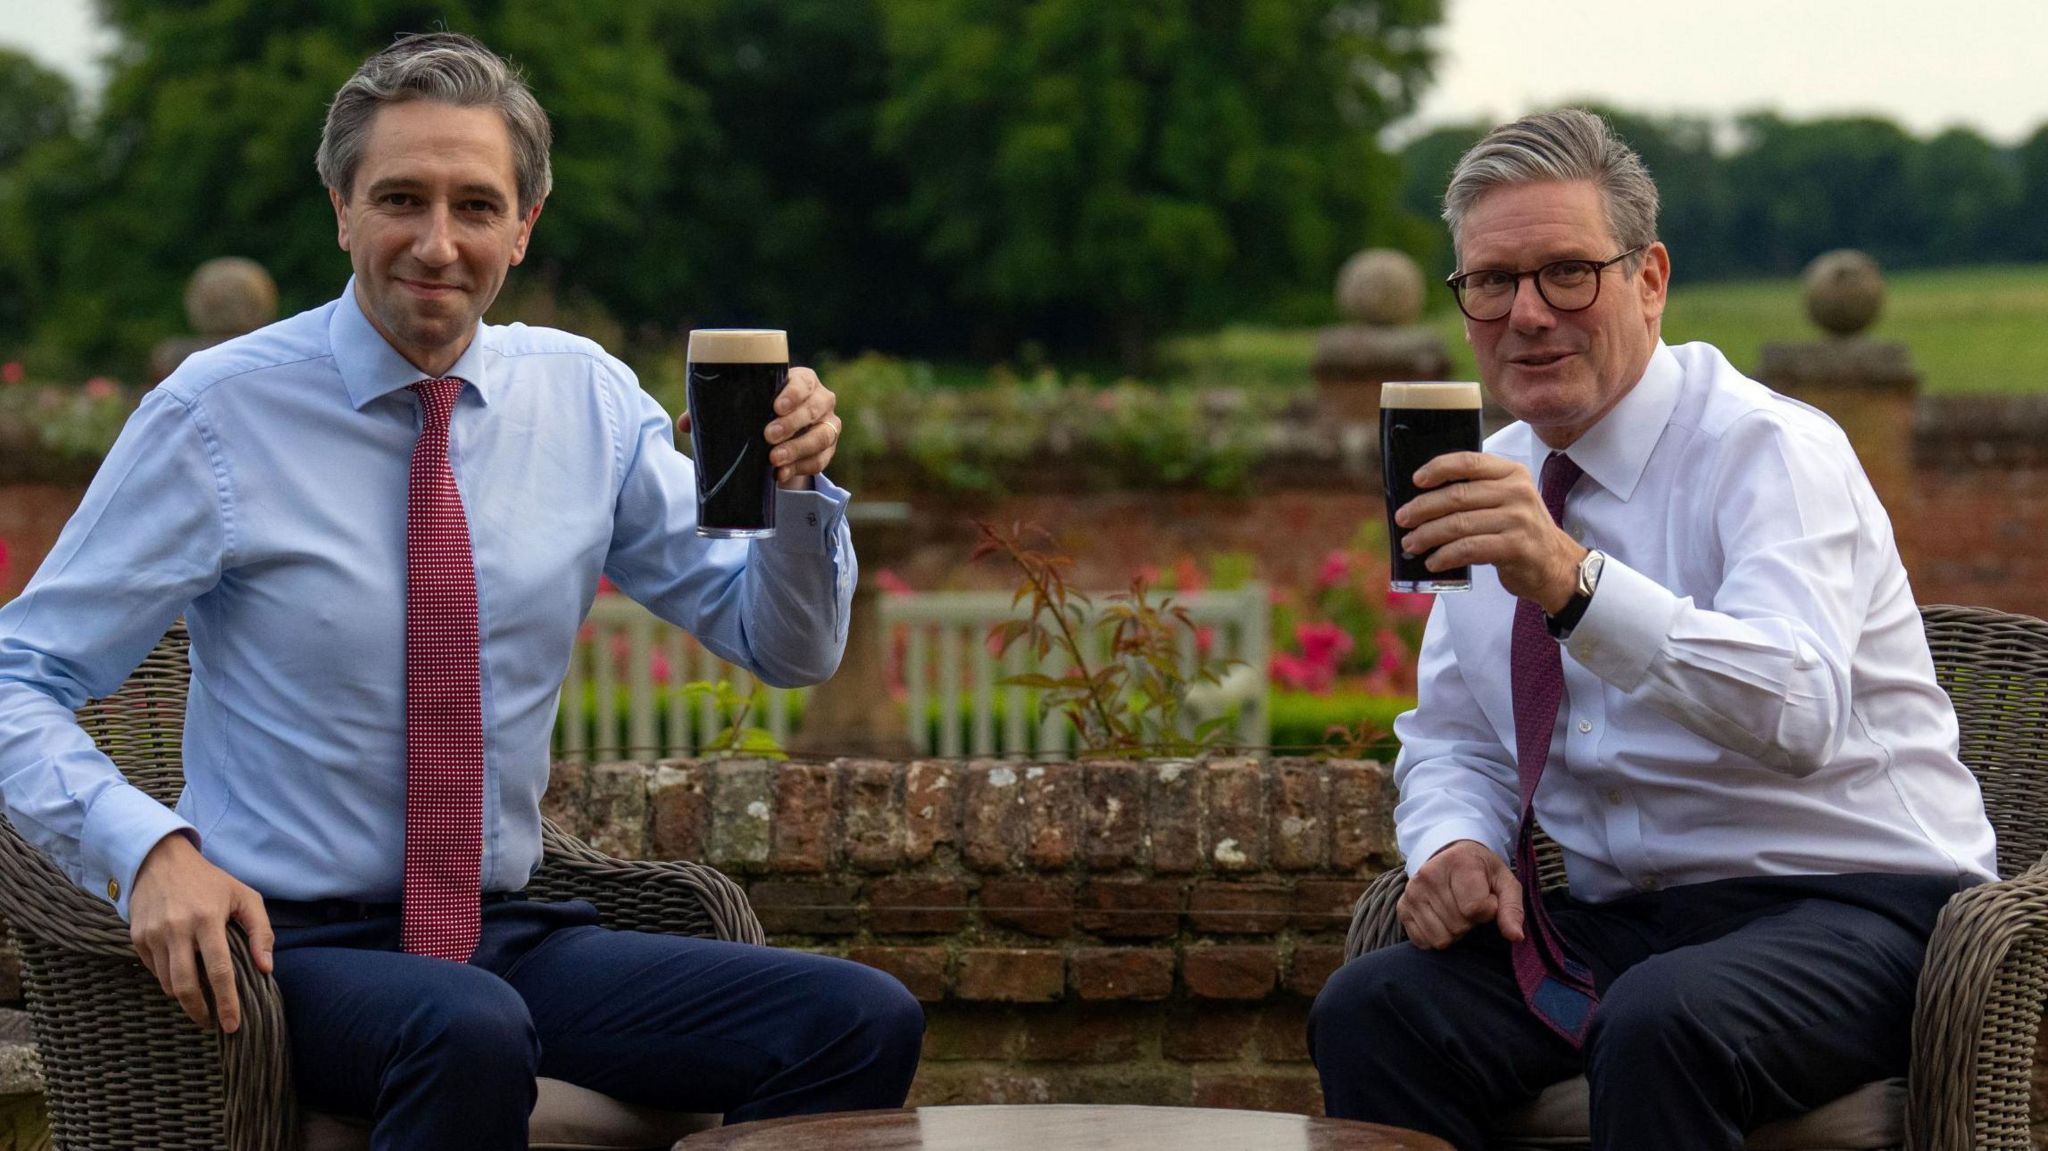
[686,329,789,538]
[1379,381,1483,592]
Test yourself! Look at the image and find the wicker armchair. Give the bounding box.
[0,623,763,1150]
[1343,604,2048,1151]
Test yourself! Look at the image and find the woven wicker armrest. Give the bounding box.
[1903,860,2048,1151]
[1344,867,1411,961]
[530,819,764,945]
[0,821,297,1150]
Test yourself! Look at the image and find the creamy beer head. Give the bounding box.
[687,328,788,363]
[1380,381,1481,410]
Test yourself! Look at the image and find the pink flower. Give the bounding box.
[1135,564,1162,586]
[1295,621,1355,669]
[873,568,912,597]
[0,362,21,385]
[650,652,672,685]
[596,575,617,596]
[1374,628,1407,677]
[1195,624,1215,658]
[0,536,10,580]
[1172,556,1205,593]
[1271,652,1335,693]
[1385,589,1435,618]
[83,377,118,399]
[1315,550,1350,590]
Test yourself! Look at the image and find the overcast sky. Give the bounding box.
[6,0,2047,143]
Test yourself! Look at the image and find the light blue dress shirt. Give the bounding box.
[0,281,854,917]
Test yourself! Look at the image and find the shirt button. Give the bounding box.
[106,878,120,901]
[807,511,819,527]
[1605,789,1624,805]
[1640,875,1662,892]
[1577,719,1593,734]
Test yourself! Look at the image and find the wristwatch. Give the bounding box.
[1546,549,1605,639]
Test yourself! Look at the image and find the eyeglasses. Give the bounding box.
[1445,247,1643,322]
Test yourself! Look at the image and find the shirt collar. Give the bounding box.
[1536,341,1681,503]
[330,277,496,411]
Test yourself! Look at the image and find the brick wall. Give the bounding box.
[539,756,1397,1113]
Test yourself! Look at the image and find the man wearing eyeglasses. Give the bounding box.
[1308,109,1996,1150]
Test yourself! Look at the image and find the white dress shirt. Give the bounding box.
[1393,340,1998,902]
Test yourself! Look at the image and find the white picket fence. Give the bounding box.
[883,585,1269,758]
[556,585,1270,761]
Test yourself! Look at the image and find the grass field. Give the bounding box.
[1161,263,2048,396]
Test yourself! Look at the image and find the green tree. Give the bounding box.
[0,49,76,171]
[17,1,727,372]
[1905,127,2019,265]
[2017,124,2048,262]
[0,50,81,346]
[874,0,1439,368]
[1723,114,1919,272]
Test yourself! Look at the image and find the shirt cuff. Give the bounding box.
[1564,554,1682,692]
[758,473,850,557]
[82,782,197,920]
[1401,819,1514,879]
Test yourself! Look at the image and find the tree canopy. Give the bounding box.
[2,0,1439,375]
[1398,108,2041,284]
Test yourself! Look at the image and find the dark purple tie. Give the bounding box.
[1509,451,1598,1046]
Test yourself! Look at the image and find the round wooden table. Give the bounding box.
[677,1104,1452,1150]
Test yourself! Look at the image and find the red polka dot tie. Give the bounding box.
[1508,451,1599,1046]
[403,378,484,963]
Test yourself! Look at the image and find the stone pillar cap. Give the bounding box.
[1336,248,1426,326]
[1803,249,1884,336]
[185,257,278,336]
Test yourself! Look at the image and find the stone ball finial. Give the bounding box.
[184,257,278,336]
[1803,249,1884,337]
[1336,248,1426,326]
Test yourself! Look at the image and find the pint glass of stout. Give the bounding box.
[1380,381,1483,592]
[686,329,789,539]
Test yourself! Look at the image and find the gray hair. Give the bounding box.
[1443,108,1658,261]
[317,31,553,213]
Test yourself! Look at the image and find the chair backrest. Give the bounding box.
[73,620,193,804]
[1919,604,2048,878]
[1527,604,2048,885]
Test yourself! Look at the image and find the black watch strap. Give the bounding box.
[1546,549,1603,639]
[1545,592,1591,639]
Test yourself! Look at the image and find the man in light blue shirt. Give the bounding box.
[0,31,921,1148]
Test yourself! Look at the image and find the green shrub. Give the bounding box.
[1268,690,1412,761]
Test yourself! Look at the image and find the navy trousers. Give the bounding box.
[270,898,925,1151]
[1308,872,1963,1151]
